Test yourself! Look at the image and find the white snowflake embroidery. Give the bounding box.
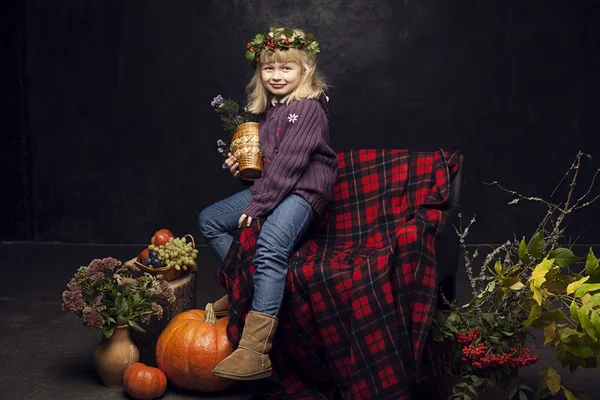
[288,113,299,123]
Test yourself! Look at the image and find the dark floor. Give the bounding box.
[0,242,599,399]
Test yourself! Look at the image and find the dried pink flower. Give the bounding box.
[151,302,164,320]
[82,306,104,329]
[62,257,175,334]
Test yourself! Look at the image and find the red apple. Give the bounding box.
[138,248,150,262]
[151,229,174,246]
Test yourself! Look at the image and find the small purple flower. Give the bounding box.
[211,95,225,108]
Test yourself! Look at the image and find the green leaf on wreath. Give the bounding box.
[528,232,545,259]
[283,28,294,39]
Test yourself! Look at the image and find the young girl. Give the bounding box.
[198,26,338,380]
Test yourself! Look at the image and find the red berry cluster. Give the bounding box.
[461,343,487,360]
[457,328,479,345]
[461,345,540,369]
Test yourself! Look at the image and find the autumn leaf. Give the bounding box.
[539,366,561,395]
[567,276,590,295]
[544,322,558,345]
[531,258,555,287]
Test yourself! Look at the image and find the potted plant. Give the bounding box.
[433,151,600,400]
[61,257,176,387]
[211,94,261,180]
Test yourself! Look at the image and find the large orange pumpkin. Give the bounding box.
[155,305,235,392]
[122,362,167,400]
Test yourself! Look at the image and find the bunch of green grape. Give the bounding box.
[148,237,198,272]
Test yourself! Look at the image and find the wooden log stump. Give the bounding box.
[127,261,197,366]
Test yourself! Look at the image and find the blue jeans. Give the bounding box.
[198,189,314,316]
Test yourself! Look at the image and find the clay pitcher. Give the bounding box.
[93,325,139,387]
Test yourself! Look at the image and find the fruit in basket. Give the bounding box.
[151,229,174,246]
[148,236,199,272]
[138,248,149,262]
[142,257,153,267]
[150,258,162,268]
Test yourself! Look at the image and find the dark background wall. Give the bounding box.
[2,0,599,245]
[1,0,33,242]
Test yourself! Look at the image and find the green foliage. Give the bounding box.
[433,152,600,399]
[61,258,176,339]
[211,95,259,136]
[245,25,321,64]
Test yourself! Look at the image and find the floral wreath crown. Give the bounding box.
[245,26,320,68]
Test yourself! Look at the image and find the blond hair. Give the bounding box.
[245,28,327,114]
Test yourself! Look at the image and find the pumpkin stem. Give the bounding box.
[204,303,217,324]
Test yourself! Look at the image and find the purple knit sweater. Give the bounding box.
[243,93,338,218]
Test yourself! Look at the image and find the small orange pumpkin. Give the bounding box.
[155,305,235,392]
[122,362,167,400]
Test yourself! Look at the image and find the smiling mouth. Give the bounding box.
[271,84,286,88]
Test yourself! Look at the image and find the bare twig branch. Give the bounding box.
[572,167,600,208]
[482,181,560,210]
[551,151,585,197]
[571,193,600,211]
[548,152,583,250]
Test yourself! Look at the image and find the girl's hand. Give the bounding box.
[238,214,253,228]
[224,152,240,178]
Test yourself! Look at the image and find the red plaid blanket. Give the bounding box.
[216,149,461,399]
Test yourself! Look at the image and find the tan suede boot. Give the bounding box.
[211,311,278,380]
[206,294,230,318]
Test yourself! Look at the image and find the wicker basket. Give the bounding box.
[133,234,196,282]
[230,122,262,180]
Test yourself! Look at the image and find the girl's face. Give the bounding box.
[261,61,302,99]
